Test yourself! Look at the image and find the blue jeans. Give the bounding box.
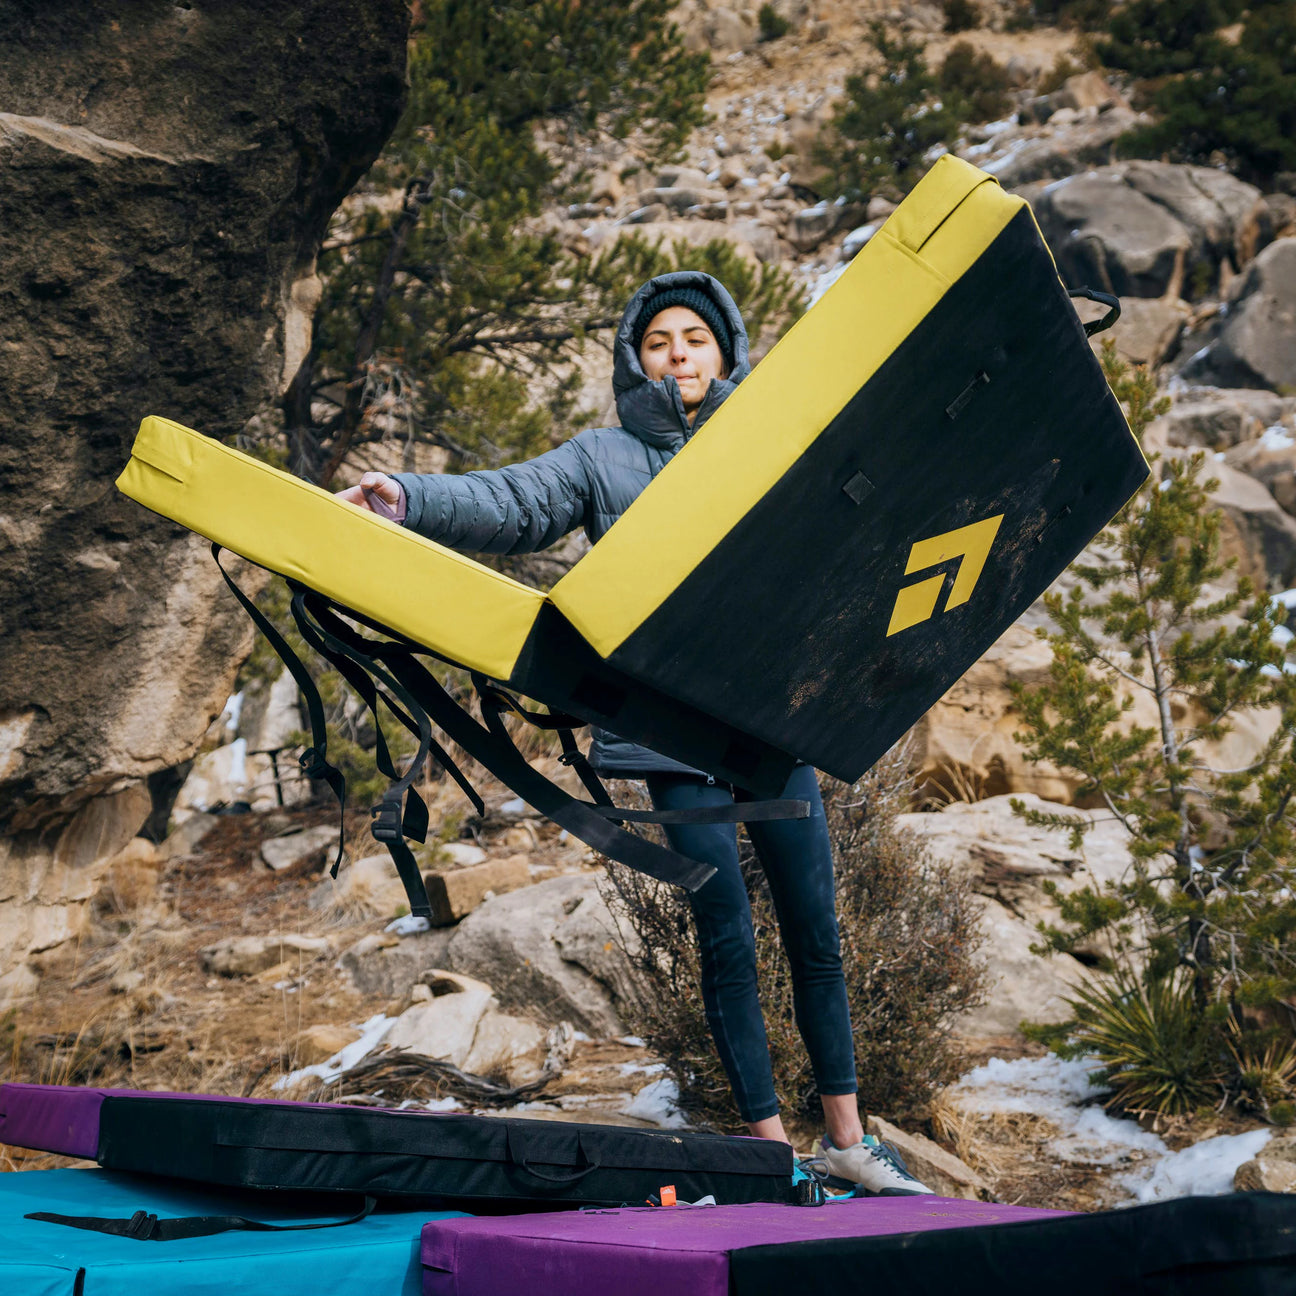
[645,765,858,1123]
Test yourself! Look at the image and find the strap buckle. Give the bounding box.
[298,747,330,781]
[370,798,403,843]
[126,1210,159,1239]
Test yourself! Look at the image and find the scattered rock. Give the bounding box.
[293,1023,362,1066]
[980,107,1137,187]
[438,842,488,868]
[309,854,408,919]
[638,186,723,215]
[867,1115,989,1199]
[156,811,219,861]
[425,854,534,925]
[1098,296,1190,369]
[788,204,841,253]
[1179,239,1296,390]
[201,933,330,977]
[97,837,162,913]
[698,7,756,53]
[446,874,629,1036]
[339,928,454,999]
[382,970,496,1066]
[865,196,897,222]
[1234,1134,1293,1192]
[1225,428,1296,516]
[1208,458,1296,588]
[1160,388,1287,449]
[260,824,341,873]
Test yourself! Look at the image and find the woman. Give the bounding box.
[337,272,932,1195]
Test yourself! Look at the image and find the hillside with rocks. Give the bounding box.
[4,1,1296,1209]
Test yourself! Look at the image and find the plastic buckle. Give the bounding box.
[126,1210,159,1238]
[298,748,329,781]
[794,1176,826,1207]
[557,750,580,767]
[370,798,402,843]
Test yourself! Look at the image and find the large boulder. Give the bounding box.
[1208,459,1296,589]
[1179,238,1296,390]
[1226,427,1296,517]
[0,2,409,994]
[1031,163,1266,300]
[898,794,1136,1035]
[445,874,631,1037]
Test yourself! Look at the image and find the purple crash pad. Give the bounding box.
[0,1083,342,1158]
[421,1197,1071,1296]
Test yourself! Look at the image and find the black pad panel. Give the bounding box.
[606,208,1147,780]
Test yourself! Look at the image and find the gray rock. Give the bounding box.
[382,970,496,1066]
[702,8,756,52]
[1180,239,1296,390]
[788,204,841,253]
[260,824,341,872]
[339,929,454,999]
[656,165,713,191]
[728,219,784,263]
[1234,1135,1293,1192]
[985,107,1136,186]
[445,874,629,1036]
[1033,172,1191,299]
[1097,296,1190,369]
[1225,429,1296,516]
[0,2,409,987]
[1208,457,1296,589]
[637,187,722,215]
[619,203,668,225]
[1161,389,1287,449]
[201,933,330,977]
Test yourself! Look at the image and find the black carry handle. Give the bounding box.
[1068,287,1121,337]
[507,1127,602,1186]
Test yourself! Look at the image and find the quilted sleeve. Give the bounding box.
[392,437,594,555]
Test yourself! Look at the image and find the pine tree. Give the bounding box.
[282,0,751,484]
[817,22,963,202]
[1012,342,1296,1014]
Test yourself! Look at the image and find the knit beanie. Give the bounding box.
[632,286,735,372]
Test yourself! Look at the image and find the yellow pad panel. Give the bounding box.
[117,417,545,682]
[549,155,1023,659]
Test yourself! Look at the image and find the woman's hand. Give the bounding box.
[335,471,401,515]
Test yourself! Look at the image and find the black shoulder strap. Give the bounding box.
[26,1195,376,1242]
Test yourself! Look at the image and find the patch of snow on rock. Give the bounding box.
[954,1054,1274,1204]
[273,1012,395,1090]
[622,1076,689,1128]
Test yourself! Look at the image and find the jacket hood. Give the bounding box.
[612,270,751,450]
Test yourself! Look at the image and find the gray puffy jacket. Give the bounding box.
[393,271,751,777]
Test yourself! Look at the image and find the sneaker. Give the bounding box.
[818,1134,935,1197]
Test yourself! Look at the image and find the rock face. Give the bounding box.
[0,1,409,996]
[1180,238,1296,390]
[899,794,1136,1035]
[444,874,631,1037]
[1031,163,1265,300]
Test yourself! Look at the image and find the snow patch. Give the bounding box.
[954,1054,1273,1203]
[622,1077,689,1128]
[1260,424,1295,451]
[272,1013,396,1090]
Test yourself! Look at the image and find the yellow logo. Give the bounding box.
[885,515,1004,637]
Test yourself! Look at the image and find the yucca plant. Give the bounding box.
[1065,966,1223,1117]
[1226,1017,1296,1117]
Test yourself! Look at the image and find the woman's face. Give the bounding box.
[638,306,728,415]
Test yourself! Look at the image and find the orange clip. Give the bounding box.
[659,1185,677,1207]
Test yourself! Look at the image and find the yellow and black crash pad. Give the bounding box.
[117,154,1146,824]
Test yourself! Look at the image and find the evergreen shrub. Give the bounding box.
[601,748,986,1132]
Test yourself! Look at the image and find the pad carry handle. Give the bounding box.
[507,1127,602,1186]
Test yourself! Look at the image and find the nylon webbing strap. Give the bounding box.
[26,1195,376,1242]
[306,610,718,891]
[212,546,346,871]
[288,592,439,922]
[470,677,809,827]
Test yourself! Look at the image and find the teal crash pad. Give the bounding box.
[2,1167,465,1296]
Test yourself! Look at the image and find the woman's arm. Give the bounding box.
[339,437,594,556]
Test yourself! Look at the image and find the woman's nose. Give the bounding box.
[669,338,689,364]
